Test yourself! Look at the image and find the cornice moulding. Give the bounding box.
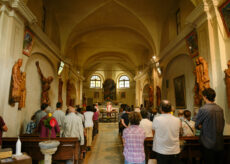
[11,0,37,24]
[159,3,209,62]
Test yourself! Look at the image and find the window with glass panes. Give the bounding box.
[119,76,130,88]
[90,75,101,88]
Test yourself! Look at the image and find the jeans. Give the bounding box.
[125,160,145,164]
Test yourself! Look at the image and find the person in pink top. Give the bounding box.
[123,112,146,164]
[93,107,99,137]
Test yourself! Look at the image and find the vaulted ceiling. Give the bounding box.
[46,0,196,77]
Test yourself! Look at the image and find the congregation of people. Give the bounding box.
[17,102,99,163]
[0,88,225,164]
[120,88,225,164]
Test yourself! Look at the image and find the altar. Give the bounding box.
[98,101,119,122]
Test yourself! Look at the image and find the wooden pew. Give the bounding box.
[2,137,80,164]
[144,136,230,164]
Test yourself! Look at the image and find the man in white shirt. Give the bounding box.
[53,102,65,136]
[63,106,84,145]
[139,110,153,137]
[182,110,195,136]
[152,100,181,164]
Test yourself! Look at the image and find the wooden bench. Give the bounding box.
[144,136,230,164]
[2,137,80,164]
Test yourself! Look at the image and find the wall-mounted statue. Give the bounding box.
[149,86,154,107]
[35,61,53,105]
[66,80,71,106]
[156,86,161,107]
[10,59,26,109]
[194,57,210,106]
[19,72,26,109]
[225,60,230,109]
[58,78,63,104]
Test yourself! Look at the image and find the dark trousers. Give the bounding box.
[156,152,180,164]
[203,147,224,164]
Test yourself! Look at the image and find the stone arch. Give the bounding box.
[162,54,195,112]
[22,53,58,132]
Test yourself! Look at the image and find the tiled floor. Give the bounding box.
[83,123,124,164]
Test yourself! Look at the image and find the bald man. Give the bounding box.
[152,100,181,164]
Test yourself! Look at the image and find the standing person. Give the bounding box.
[121,107,130,134]
[0,116,7,148]
[76,107,84,124]
[84,106,94,150]
[139,110,153,137]
[181,110,195,136]
[123,112,146,164]
[195,88,225,164]
[26,115,36,134]
[63,106,84,163]
[152,100,181,164]
[93,108,99,137]
[38,107,60,138]
[63,106,84,145]
[34,103,48,126]
[53,102,65,136]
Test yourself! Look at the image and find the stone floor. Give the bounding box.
[82,123,124,164]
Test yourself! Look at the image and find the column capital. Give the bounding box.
[0,0,37,24]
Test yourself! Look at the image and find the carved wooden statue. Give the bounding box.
[66,80,71,106]
[18,72,26,109]
[225,60,230,109]
[156,86,161,107]
[11,59,23,103]
[35,61,53,105]
[149,86,154,107]
[194,57,210,106]
[58,78,63,104]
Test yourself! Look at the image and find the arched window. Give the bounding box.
[90,75,101,88]
[119,76,130,88]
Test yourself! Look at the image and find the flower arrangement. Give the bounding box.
[43,113,56,139]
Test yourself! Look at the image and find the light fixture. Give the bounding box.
[156,62,159,67]
[157,67,161,75]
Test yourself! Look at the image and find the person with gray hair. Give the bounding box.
[152,100,181,164]
[38,106,60,138]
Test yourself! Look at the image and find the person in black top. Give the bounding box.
[121,106,130,134]
[195,88,225,164]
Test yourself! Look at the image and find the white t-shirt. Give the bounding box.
[139,119,153,137]
[84,111,94,128]
[152,113,181,155]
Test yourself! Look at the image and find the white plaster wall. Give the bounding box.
[162,54,195,113]
[21,53,58,132]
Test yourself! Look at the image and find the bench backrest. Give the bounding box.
[2,137,80,161]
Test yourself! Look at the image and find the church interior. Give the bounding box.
[0,0,230,163]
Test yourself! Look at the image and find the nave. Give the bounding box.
[83,123,124,164]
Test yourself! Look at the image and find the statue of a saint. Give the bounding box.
[225,60,230,109]
[58,78,63,104]
[19,72,26,109]
[198,57,210,89]
[66,80,71,106]
[156,86,161,107]
[35,61,53,105]
[11,59,23,103]
[149,86,154,107]
[194,57,210,106]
